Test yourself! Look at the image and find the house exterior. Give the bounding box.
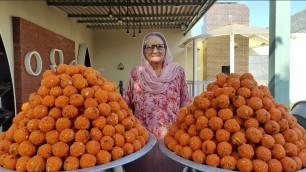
[184,2,251,96]
[204,4,306,106]
[290,9,306,105]
[185,2,250,82]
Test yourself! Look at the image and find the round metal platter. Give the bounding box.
[0,133,156,172]
[159,138,235,172]
[159,139,306,172]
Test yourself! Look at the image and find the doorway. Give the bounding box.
[85,48,91,67]
[0,34,15,131]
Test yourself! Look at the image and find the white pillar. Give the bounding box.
[230,33,235,73]
[193,39,198,97]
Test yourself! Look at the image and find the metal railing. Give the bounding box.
[187,80,214,98]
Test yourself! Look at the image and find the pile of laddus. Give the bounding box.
[165,72,306,172]
[0,64,149,172]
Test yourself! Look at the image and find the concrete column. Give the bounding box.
[269,1,291,107]
[193,39,198,97]
[230,33,235,73]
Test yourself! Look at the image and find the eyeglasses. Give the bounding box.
[143,44,166,52]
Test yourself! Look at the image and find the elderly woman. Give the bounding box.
[123,32,191,172]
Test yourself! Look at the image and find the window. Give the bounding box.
[222,66,230,74]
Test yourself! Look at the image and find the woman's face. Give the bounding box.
[143,35,166,64]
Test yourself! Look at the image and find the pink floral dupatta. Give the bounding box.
[136,32,180,94]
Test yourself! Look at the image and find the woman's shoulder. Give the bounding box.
[177,65,184,71]
[170,62,183,70]
[130,66,138,75]
[174,64,185,75]
[129,66,139,81]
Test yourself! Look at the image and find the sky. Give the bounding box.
[218,0,306,28]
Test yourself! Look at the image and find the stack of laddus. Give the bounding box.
[165,72,306,172]
[0,64,149,172]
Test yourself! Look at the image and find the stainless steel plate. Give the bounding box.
[159,139,306,172]
[0,133,156,172]
[159,138,236,172]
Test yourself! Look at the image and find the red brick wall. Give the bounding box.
[13,17,75,112]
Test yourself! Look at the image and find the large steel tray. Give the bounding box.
[159,139,306,172]
[158,138,235,172]
[0,133,156,172]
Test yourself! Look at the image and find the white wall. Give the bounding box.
[0,1,93,78]
[92,29,187,89]
[249,46,269,86]
[249,36,306,106]
[290,33,306,105]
